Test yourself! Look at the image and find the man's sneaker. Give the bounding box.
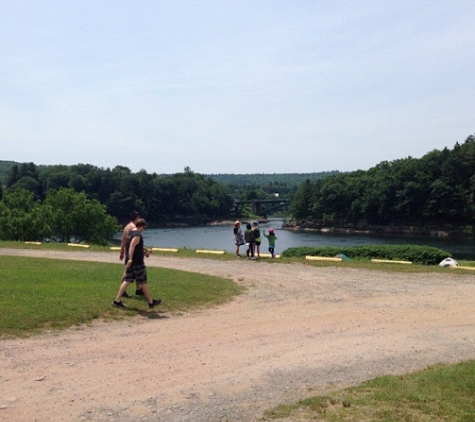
[122,291,131,298]
[148,299,162,309]
[135,289,145,296]
[112,300,126,309]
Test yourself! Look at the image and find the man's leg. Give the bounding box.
[113,281,131,308]
[137,283,162,309]
[119,269,131,297]
[120,265,142,296]
[115,281,131,302]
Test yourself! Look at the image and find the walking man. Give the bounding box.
[119,211,143,297]
[113,218,161,309]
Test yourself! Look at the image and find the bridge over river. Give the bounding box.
[233,198,289,218]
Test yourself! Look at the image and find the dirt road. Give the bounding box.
[1,248,474,421]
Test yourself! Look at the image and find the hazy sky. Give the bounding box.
[2,1,474,175]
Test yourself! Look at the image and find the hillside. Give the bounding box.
[0,160,338,188]
[205,171,339,188]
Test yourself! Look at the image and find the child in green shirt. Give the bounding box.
[263,228,277,258]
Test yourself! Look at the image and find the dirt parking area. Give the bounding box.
[1,248,474,421]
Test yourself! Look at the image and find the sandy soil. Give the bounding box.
[1,248,474,422]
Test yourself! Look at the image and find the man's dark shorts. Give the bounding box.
[124,264,147,284]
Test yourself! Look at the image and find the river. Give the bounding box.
[117,219,475,260]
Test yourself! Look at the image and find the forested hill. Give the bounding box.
[0,161,337,190]
[2,134,475,236]
[289,134,475,233]
[205,172,339,188]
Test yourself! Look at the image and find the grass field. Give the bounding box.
[0,256,243,338]
[265,360,475,421]
[2,240,475,270]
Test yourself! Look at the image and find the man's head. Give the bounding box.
[135,218,147,230]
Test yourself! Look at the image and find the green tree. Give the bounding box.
[290,180,315,221]
[45,171,71,191]
[45,188,119,245]
[146,176,175,222]
[6,163,42,199]
[0,189,52,241]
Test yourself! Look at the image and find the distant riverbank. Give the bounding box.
[147,218,270,229]
[148,218,473,239]
[283,221,475,238]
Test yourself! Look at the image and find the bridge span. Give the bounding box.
[233,198,289,218]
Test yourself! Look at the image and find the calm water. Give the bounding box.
[118,219,475,260]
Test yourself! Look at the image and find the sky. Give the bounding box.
[1,1,474,175]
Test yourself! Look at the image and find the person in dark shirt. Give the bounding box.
[119,211,143,297]
[252,221,261,258]
[244,222,256,259]
[112,218,161,309]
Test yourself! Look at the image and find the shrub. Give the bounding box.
[282,245,452,265]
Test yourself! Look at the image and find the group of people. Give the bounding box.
[111,215,277,309]
[233,220,277,259]
[112,211,162,310]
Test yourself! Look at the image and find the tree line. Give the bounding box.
[290,134,475,233]
[0,164,236,243]
[1,134,474,243]
[0,162,337,243]
[206,171,338,200]
[0,188,118,244]
[2,165,233,225]
[0,162,335,228]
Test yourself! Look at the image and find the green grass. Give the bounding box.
[3,240,475,297]
[0,256,244,338]
[265,361,475,421]
[2,240,475,273]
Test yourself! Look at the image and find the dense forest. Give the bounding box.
[0,164,233,225]
[0,161,334,223]
[206,172,338,199]
[1,133,475,242]
[289,134,475,234]
[0,163,336,202]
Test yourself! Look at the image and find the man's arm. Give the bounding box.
[125,236,140,268]
[119,227,129,260]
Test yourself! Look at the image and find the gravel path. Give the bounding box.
[1,248,474,422]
